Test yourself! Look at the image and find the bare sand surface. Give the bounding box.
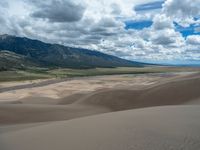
[0,106,200,150]
[0,72,200,150]
[0,72,194,105]
[0,72,199,124]
[0,74,165,102]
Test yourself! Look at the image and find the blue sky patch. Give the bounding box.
[134,0,164,11]
[125,20,153,30]
[124,19,200,36]
[174,22,200,37]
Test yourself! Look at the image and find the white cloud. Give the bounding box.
[152,14,174,30]
[31,0,86,22]
[151,29,184,46]
[0,0,200,63]
[163,0,200,27]
[186,35,200,45]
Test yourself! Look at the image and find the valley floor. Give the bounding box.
[0,71,200,150]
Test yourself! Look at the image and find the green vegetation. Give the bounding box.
[48,67,159,77]
[0,51,38,71]
[0,70,51,82]
[48,67,200,77]
[0,66,199,82]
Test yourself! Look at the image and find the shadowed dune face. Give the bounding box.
[0,73,200,125]
[0,104,110,125]
[75,74,200,110]
[138,77,200,106]
[76,89,142,110]
[0,106,200,150]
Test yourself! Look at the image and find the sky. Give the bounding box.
[0,0,200,64]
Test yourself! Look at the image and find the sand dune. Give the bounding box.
[0,73,200,125]
[0,72,200,150]
[76,73,200,110]
[0,74,166,104]
[0,104,110,124]
[0,106,200,150]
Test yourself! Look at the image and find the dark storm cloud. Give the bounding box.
[31,0,86,22]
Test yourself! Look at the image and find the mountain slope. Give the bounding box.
[0,34,145,69]
[0,50,38,71]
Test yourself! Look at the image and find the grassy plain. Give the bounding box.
[0,66,199,82]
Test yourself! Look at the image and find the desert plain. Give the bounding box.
[0,69,200,150]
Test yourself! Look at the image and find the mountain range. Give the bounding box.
[0,34,145,70]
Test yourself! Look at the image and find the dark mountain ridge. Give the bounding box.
[0,34,145,69]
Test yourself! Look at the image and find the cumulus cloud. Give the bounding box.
[150,16,184,47]
[151,29,184,46]
[152,14,174,30]
[0,0,200,63]
[186,35,200,45]
[31,0,86,22]
[110,3,122,15]
[163,0,200,27]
